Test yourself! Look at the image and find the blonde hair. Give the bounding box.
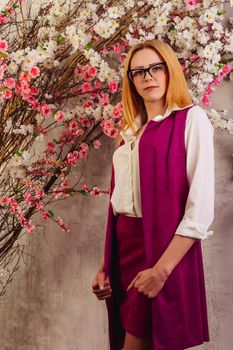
[115,39,192,145]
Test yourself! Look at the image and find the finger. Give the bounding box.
[92,276,99,290]
[93,288,111,296]
[95,289,112,299]
[105,276,110,286]
[92,285,112,295]
[127,276,138,291]
[98,291,112,300]
[98,272,105,289]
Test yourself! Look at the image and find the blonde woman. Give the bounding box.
[92,40,214,350]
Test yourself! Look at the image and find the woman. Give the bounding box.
[91,40,214,350]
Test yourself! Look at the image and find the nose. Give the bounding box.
[143,70,153,80]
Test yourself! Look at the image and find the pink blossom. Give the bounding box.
[81,82,92,92]
[99,93,109,106]
[37,125,48,136]
[27,220,35,233]
[36,201,44,211]
[20,72,31,82]
[66,153,77,166]
[83,100,94,109]
[205,84,214,94]
[112,102,123,118]
[10,201,19,213]
[24,192,34,206]
[0,15,8,25]
[57,216,70,233]
[101,119,114,130]
[4,77,16,88]
[19,214,27,227]
[78,118,91,128]
[4,89,12,99]
[201,95,212,106]
[212,77,221,86]
[20,80,30,94]
[88,66,97,77]
[69,120,78,132]
[93,139,101,149]
[47,142,55,155]
[42,211,50,220]
[113,44,122,54]
[94,80,103,89]
[108,128,118,138]
[75,129,84,137]
[90,186,102,196]
[119,54,126,63]
[108,80,118,93]
[6,7,15,14]
[101,119,119,137]
[73,150,80,160]
[74,64,83,77]
[0,197,10,206]
[190,54,200,63]
[81,184,89,191]
[40,103,52,117]
[30,86,39,95]
[0,39,8,52]
[54,111,64,122]
[35,189,45,199]
[186,0,200,7]
[101,47,107,56]
[29,66,40,78]
[61,178,68,188]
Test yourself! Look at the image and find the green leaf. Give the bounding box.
[84,42,93,50]
[53,138,60,144]
[16,151,23,157]
[66,166,72,175]
[1,10,7,15]
[56,34,64,45]
[217,10,225,15]
[48,210,54,217]
[0,51,8,59]
[79,190,89,196]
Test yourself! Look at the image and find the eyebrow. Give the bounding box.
[131,62,164,69]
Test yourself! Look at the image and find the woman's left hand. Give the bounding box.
[127,265,169,298]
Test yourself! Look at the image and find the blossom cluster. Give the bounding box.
[0,0,232,238]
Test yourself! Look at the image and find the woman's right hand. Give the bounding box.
[91,265,112,300]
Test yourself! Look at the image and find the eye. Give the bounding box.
[132,69,144,78]
[150,64,164,73]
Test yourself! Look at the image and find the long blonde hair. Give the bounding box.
[115,40,192,144]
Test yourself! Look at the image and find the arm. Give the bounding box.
[153,106,215,277]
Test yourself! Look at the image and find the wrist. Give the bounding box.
[152,262,172,280]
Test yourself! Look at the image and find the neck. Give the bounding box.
[144,99,167,121]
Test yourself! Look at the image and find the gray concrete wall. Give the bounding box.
[0,94,233,349]
[1,1,233,349]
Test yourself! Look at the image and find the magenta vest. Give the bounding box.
[104,105,210,350]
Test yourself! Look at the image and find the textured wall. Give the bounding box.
[1,1,233,348]
[0,93,233,350]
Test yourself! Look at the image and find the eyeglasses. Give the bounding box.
[127,62,167,83]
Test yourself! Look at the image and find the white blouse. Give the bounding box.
[110,104,215,240]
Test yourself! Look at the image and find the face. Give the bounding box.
[128,48,168,105]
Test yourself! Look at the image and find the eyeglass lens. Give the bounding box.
[129,63,166,82]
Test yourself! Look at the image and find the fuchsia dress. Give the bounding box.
[104,105,212,350]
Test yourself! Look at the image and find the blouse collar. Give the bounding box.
[120,103,194,142]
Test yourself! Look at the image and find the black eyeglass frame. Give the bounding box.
[127,62,167,82]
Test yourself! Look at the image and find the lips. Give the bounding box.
[144,86,158,90]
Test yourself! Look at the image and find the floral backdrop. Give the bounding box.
[0,0,232,295]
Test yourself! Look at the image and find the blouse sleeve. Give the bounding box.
[174,105,215,240]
